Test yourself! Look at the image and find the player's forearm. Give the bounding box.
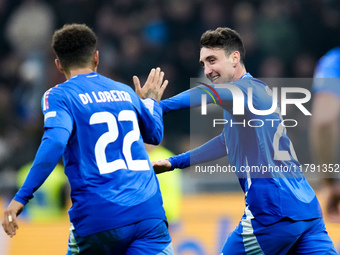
[160,86,216,114]
[310,121,339,184]
[160,89,192,114]
[310,93,340,170]
[160,84,234,114]
[168,134,227,169]
[140,99,164,145]
[14,128,69,205]
[310,121,338,165]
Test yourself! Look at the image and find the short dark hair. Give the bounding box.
[200,27,246,64]
[52,24,97,71]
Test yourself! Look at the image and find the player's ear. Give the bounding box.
[230,51,240,67]
[55,59,64,73]
[94,50,99,68]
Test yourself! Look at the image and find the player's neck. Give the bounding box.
[233,65,247,81]
[65,67,96,80]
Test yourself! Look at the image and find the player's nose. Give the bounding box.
[204,65,213,78]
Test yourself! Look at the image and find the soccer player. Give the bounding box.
[151,27,337,254]
[310,47,340,222]
[2,24,173,255]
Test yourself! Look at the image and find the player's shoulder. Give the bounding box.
[324,46,340,59]
[315,47,340,76]
[96,73,137,95]
[235,77,276,107]
[112,80,136,94]
[235,75,268,92]
[112,80,141,105]
[44,84,63,96]
[44,83,71,102]
[42,83,68,108]
[320,47,340,66]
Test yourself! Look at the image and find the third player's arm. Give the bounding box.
[310,93,340,180]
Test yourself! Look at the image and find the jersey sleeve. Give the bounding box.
[135,97,164,145]
[14,127,70,205]
[41,86,73,133]
[313,48,340,97]
[168,133,228,169]
[160,84,235,114]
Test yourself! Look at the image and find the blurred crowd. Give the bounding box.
[0,0,339,196]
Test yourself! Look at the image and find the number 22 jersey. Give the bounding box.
[18,72,166,237]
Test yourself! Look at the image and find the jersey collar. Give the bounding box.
[240,73,253,79]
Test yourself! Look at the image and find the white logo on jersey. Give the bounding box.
[44,111,57,122]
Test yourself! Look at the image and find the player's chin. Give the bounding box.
[213,80,225,85]
[211,76,227,84]
[218,78,233,84]
[210,78,219,84]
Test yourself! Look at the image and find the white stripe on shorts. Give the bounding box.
[68,223,80,255]
[156,242,174,255]
[241,206,264,255]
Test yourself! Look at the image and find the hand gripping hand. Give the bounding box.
[152,159,172,174]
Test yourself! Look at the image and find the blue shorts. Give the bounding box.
[67,219,173,255]
[221,214,337,255]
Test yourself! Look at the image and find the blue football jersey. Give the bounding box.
[161,73,322,225]
[313,47,340,97]
[40,72,166,236]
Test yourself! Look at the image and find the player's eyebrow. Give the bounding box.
[199,55,216,66]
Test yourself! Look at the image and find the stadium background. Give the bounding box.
[0,0,339,254]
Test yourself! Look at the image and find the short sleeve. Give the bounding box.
[313,48,340,97]
[41,86,73,133]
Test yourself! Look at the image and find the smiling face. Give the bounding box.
[199,47,241,84]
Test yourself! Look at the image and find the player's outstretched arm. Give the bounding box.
[152,159,172,174]
[152,133,228,175]
[133,67,168,102]
[2,200,24,238]
[2,127,70,238]
[159,82,234,114]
